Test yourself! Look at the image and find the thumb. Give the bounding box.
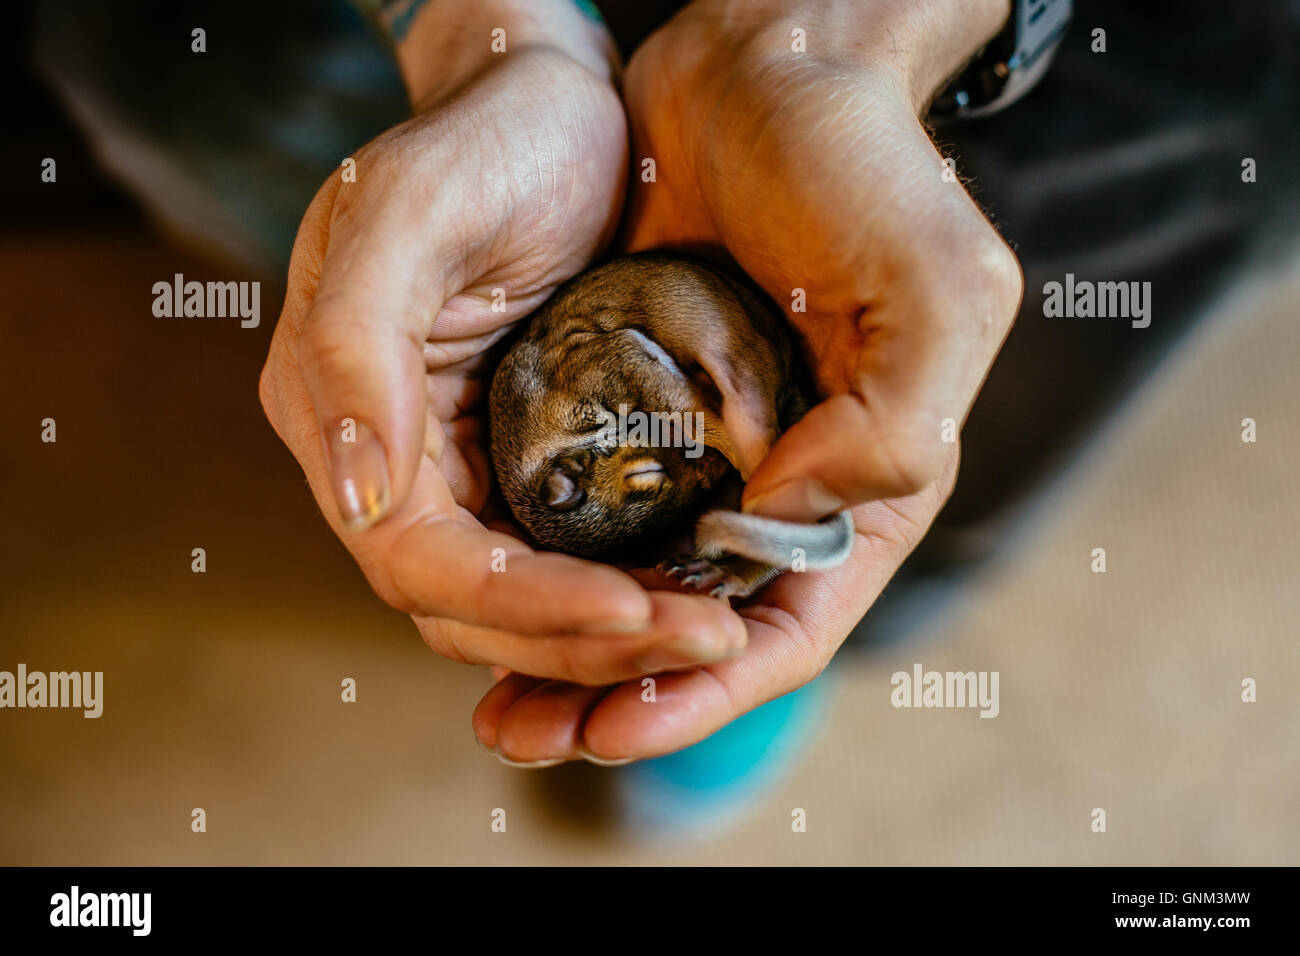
[297,262,442,533]
[740,293,1009,520]
[741,391,955,523]
[742,235,1023,522]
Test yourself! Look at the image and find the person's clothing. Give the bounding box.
[871,0,1300,638]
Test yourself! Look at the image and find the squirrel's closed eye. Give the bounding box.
[570,401,611,431]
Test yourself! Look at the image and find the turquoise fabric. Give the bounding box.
[616,673,831,835]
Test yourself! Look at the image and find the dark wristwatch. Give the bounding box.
[929,0,1073,122]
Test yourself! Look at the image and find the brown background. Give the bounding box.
[2,222,1296,864]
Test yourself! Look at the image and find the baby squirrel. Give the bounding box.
[489,252,853,598]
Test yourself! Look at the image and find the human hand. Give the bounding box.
[473,0,1024,763]
[260,1,748,686]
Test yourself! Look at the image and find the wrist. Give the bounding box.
[684,0,1010,115]
[383,0,620,111]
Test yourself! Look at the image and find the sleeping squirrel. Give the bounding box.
[488,252,853,599]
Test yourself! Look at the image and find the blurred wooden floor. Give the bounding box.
[2,229,1297,864]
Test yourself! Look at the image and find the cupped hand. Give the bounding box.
[260,47,748,686]
[473,0,1022,763]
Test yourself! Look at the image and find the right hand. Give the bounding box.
[471,0,1024,764]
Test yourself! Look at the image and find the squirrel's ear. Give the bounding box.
[688,357,780,482]
[700,414,742,474]
[613,257,788,480]
[621,325,752,475]
[674,362,750,477]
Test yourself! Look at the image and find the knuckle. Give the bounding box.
[970,236,1025,328]
[799,655,831,689]
[298,312,367,380]
[937,447,961,500]
[913,234,1023,366]
[257,359,280,425]
[415,616,449,655]
[416,617,473,665]
[363,563,421,616]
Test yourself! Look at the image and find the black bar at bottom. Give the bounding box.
[0,865,1283,941]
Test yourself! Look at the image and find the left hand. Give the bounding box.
[261,3,753,690]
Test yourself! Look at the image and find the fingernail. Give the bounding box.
[637,632,745,672]
[743,478,845,522]
[576,747,635,767]
[495,752,565,769]
[327,419,391,532]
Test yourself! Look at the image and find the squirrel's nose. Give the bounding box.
[540,452,589,511]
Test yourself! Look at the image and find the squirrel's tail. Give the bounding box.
[693,510,854,570]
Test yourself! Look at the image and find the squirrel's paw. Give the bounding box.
[655,556,778,600]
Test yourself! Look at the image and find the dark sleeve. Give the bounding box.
[593,0,690,61]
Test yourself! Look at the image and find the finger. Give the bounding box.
[364,497,655,631]
[472,617,814,765]
[473,672,550,750]
[292,108,500,534]
[581,578,878,758]
[743,240,1022,523]
[296,222,448,534]
[489,681,617,765]
[421,589,748,686]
